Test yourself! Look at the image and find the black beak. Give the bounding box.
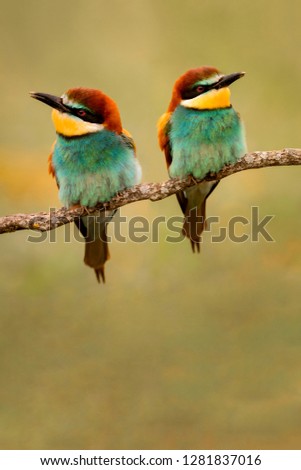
[214,72,245,90]
[30,92,69,113]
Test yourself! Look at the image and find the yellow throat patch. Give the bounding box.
[181,87,231,110]
[51,109,103,137]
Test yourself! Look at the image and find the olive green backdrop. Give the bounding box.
[0,0,301,449]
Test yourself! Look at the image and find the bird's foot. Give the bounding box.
[69,204,95,215]
[82,206,95,215]
[189,175,199,185]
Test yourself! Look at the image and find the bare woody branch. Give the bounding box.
[1,148,300,235]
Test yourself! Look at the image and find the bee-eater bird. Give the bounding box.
[158,66,247,252]
[31,87,141,283]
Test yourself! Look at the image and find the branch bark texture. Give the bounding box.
[1,148,300,235]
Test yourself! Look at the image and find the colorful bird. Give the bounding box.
[158,66,247,252]
[31,87,141,282]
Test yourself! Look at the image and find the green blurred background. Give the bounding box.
[1,0,301,450]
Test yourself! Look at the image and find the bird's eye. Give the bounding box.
[196,85,205,94]
[77,109,87,118]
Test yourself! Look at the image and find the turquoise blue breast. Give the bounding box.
[169,106,247,179]
[52,130,139,207]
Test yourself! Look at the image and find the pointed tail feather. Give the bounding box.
[75,211,115,283]
[84,235,110,284]
[182,201,206,253]
[181,181,218,252]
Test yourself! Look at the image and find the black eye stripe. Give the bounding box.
[64,104,104,124]
[181,83,212,100]
[195,84,210,90]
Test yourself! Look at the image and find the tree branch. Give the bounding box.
[1,148,300,235]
